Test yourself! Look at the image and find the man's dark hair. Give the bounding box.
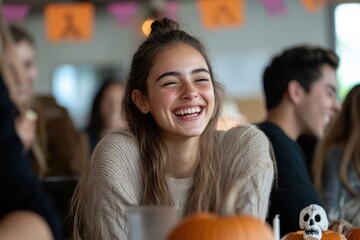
[8,24,34,46]
[263,45,339,110]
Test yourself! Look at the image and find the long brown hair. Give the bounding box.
[313,84,360,196]
[123,18,224,214]
[71,18,224,238]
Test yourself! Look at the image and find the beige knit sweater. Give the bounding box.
[77,125,274,239]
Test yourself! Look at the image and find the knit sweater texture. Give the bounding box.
[77,125,274,239]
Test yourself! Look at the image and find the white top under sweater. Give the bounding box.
[77,125,274,240]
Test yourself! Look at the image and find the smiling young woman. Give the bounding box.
[71,17,275,240]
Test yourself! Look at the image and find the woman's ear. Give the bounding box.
[132,89,149,114]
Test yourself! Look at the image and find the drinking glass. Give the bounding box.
[127,206,178,240]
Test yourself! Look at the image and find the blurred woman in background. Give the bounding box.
[313,83,360,226]
[85,78,126,152]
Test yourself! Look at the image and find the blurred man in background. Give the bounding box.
[257,45,342,237]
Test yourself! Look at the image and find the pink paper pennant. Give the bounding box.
[106,2,138,26]
[2,4,31,24]
[261,0,287,16]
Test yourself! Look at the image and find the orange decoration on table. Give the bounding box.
[346,228,360,240]
[281,203,346,240]
[167,179,273,240]
[281,230,346,240]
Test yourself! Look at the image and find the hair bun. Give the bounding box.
[150,17,179,36]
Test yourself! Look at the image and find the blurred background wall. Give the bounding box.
[12,0,341,126]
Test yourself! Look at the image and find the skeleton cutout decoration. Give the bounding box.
[299,204,329,240]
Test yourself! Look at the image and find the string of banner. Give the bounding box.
[1,0,328,43]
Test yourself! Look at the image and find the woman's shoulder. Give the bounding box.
[216,124,268,144]
[216,124,274,181]
[91,127,139,168]
[215,124,270,162]
[80,127,142,212]
[96,127,136,148]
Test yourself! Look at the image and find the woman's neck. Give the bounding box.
[164,137,200,179]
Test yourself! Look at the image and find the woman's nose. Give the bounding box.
[180,83,198,100]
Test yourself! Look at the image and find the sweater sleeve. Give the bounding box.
[79,131,141,240]
[221,125,274,220]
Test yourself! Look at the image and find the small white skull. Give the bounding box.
[299,204,329,240]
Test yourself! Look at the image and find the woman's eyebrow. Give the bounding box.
[156,68,210,82]
[191,68,209,74]
[156,71,180,82]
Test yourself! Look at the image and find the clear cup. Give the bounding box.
[127,206,178,240]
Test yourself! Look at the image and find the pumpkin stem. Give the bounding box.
[219,178,246,216]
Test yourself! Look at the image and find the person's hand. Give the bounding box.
[329,219,354,236]
[15,110,38,151]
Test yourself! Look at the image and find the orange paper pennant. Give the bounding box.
[45,3,94,42]
[197,0,244,30]
[301,0,327,12]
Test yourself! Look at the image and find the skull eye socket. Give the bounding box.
[303,213,309,222]
[315,214,321,222]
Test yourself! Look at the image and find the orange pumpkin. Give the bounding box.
[167,179,273,240]
[281,230,346,240]
[167,213,273,240]
[346,228,360,240]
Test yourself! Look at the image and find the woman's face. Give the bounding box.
[13,40,38,106]
[135,44,215,140]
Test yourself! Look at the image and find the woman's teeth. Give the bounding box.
[174,107,201,116]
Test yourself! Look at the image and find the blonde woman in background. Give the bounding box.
[313,83,360,227]
[8,24,88,177]
[0,74,61,240]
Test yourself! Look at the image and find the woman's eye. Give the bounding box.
[196,78,209,82]
[162,81,177,87]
